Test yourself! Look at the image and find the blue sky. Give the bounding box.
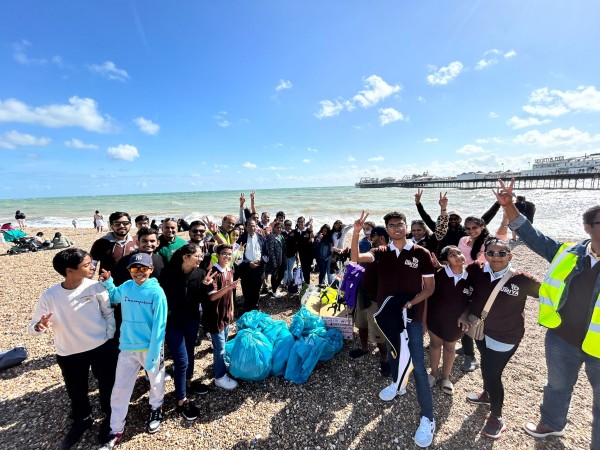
[1,1,600,198]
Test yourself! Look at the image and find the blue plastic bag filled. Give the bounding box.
[229,329,273,381]
[284,333,327,384]
[270,327,295,376]
[236,310,273,331]
[289,306,326,338]
[310,327,344,362]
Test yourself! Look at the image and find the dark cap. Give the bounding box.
[370,226,389,239]
[127,253,153,268]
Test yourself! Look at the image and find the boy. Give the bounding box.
[28,248,118,449]
[99,253,167,449]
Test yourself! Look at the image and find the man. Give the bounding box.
[495,179,599,449]
[90,212,138,273]
[188,220,213,269]
[236,219,268,311]
[351,211,436,448]
[350,226,390,377]
[258,211,272,234]
[156,218,186,262]
[112,227,165,287]
[134,215,150,230]
[359,221,376,253]
[213,215,237,245]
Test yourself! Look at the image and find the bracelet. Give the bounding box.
[441,209,447,212]
[406,301,413,309]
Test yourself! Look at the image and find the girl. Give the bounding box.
[313,224,333,286]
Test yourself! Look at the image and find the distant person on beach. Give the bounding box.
[90,212,137,273]
[28,248,118,448]
[15,210,25,230]
[495,179,600,448]
[458,237,540,440]
[282,219,298,289]
[512,195,536,240]
[94,211,104,233]
[331,220,352,274]
[266,221,286,297]
[351,210,436,448]
[52,232,72,249]
[294,216,315,285]
[72,219,77,229]
[99,253,168,447]
[177,218,190,232]
[236,219,268,311]
[313,224,333,286]
[156,218,186,262]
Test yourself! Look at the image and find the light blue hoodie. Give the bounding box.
[103,277,167,372]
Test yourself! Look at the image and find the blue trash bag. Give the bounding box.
[236,310,273,331]
[310,327,344,362]
[229,329,273,381]
[284,333,327,384]
[262,319,288,343]
[224,337,236,364]
[270,327,295,376]
[289,306,326,339]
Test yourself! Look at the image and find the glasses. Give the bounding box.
[129,266,151,273]
[485,250,510,258]
[387,223,406,229]
[191,229,206,234]
[112,221,131,227]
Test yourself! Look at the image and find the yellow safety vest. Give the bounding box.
[539,243,600,357]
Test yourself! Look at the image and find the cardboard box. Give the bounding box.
[305,290,354,340]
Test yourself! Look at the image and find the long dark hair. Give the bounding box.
[169,243,201,272]
[465,216,489,261]
[319,224,333,243]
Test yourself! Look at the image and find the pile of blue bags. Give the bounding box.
[225,307,344,384]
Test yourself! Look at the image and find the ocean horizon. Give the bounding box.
[0,185,595,239]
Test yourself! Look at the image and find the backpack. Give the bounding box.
[338,262,365,309]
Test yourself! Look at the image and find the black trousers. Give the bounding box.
[270,263,286,291]
[56,338,119,421]
[239,263,263,310]
[298,251,313,285]
[475,337,519,417]
[461,334,475,358]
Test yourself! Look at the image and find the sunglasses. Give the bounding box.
[112,221,131,227]
[129,266,151,273]
[485,250,509,258]
[191,229,206,234]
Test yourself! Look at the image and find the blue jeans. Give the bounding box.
[317,257,331,285]
[388,321,434,421]
[284,256,296,286]
[165,318,201,401]
[210,326,230,379]
[541,330,600,448]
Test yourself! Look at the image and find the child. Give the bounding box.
[28,248,118,449]
[99,253,167,449]
[202,244,239,390]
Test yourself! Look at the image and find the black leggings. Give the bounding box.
[461,334,475,358]
[475,338,519,417]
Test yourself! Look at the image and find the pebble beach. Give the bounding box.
[0,227,593,450]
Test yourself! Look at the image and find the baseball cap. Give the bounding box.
[370,226,389,239]
[127,253,153,268]
[448,210,462,220]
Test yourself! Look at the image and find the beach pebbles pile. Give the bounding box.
[0,228,593,449]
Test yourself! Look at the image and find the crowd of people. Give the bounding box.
[25,185,598,449]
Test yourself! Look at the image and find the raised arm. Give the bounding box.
[250,190,257,214]
[415,189,436,231]
[350,211,376,263]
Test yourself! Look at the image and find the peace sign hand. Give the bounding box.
[494,178,515,206]
[353,210,369,233]
[415,189,423,204]
[202,270,216,285]
[240,193,246,207]
[439,191,448,210]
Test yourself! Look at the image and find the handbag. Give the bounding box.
[466,269,514,340]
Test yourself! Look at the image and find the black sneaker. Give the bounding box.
[60,415,93,450]
[98,416,111,444]
[189,380,209,395]
[481,415,506,439]
[379,361,391,377]
[177,399,200,421]
[147,407,163,434]
[349,349,369,359]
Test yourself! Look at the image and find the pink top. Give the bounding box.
[459,230,508,265]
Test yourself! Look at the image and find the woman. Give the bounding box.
[266,222,286,296]
[94,210,104,233]
[15,210,26,230]
[331,220,352,274]
[294,216,314,285]
[282,220,298,289]
[408,219,438,253]
[159,244,208,421]
[427,246,472,395]
[458,238,540,439]
[52,232,72,249]
[313,224,333,286]
[458,214,509,265]
[202,244,239,390]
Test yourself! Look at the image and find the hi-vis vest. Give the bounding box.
[539,243,600,358]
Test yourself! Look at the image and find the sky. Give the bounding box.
[1,0,600,199]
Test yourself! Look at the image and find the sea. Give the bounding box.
[0,186,594,239]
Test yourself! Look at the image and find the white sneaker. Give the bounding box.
[414,416,435,448]
[378,383,407,401]
[215,374,238,390]
[274,291,284,299]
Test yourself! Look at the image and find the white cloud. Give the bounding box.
[307,147,318,152]
[12,40,46,65]
[64,138,98,149]
[514,127,600,148]
[243,162,257,169]
[314,99,352,119]
[107,144,139,161]
[417,96,426,103]
[353,75,401,108]
[368,156,384,162]
[0,96,114,132]
[457,144,486,154]
[302,159,312,163]
[475,137,503,144]
[522,86,600,117]
[214,164,229,169]
[504,50,517,58]
[488,112,499,119]
[378,108,404,126]
[426,61,463,86]
[506,115,551,129]
[267,166,287,170]
[0,130,51,149]
[214,111,231,127]
[423,137,438,143]
[88,61,130,82]
[275,79,293,92]
[475,58,498,70]
[134,117,160,135]
[347,155,356,162]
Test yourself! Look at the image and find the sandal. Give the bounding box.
[428,373,438,388]
[440,378,454,395]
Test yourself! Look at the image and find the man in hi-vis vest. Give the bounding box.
[495,179,599,449]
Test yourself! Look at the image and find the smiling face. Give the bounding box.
[217,248,233,266]
[182,249,203,272]
[448,214,461,230]
[162,220,177,241]
[246,219,257,236]
[385,219,407,242]
[411,224,426,241]
[464,219,483,239]
[485,243,512,272]
[138,233,158,254]
[111,217,131,238]
[129,264,153,285]
[273,223,283,235]
[69,255,95,280]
